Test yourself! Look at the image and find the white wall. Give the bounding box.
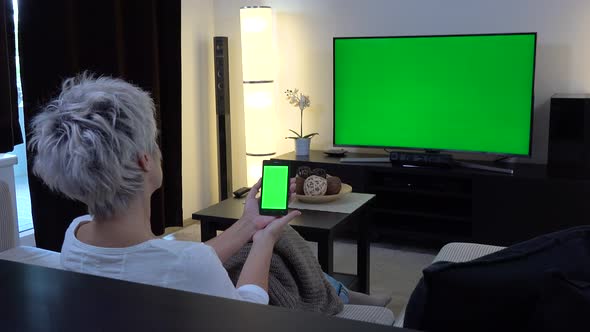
[183,0,590,204]
[181,0,218,220]
[209,0,590,188]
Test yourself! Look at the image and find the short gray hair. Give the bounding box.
[29,73,159,219]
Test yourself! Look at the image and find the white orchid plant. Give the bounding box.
[284,88,319,140]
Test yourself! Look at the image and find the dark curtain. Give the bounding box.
[18,0,182,251]
[0,0,23,153]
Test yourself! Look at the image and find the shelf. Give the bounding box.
[371,207,472,223]
[275,151,590,247]
[368,185,471,199]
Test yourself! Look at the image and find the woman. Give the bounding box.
[29,73,300,304]
[29,74,390,307]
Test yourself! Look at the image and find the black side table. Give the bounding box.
[192,194,375,293]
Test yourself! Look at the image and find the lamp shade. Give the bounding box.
[240,6,276,186]
[240,7,274,82]
[243,82,275,156]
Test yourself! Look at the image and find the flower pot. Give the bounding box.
[294,138,311,156]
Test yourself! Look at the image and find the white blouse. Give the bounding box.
[61,215,268,304]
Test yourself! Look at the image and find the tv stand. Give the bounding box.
[340,157,390,163]
[389,151,453,168]
[273,150,590,247]
[493,155,513,163]
[455,161,514,175]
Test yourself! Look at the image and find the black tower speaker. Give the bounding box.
[214,36,232,200]
[548,94,590,178]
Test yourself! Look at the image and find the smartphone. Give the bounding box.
[259,160,290,216]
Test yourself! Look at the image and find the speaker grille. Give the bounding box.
[214,37,230,116]
[213,36,232,200]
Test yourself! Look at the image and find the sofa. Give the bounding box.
[1,242,506,328]
[393,242,505,327]
[397,226,590,331]
[0,241,508,328]
[0,241,510,329]
[0,245,395,326]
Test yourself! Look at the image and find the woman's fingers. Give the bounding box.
[288,192,297,205]
[288,177,297,204]
[284,209,301,220]
[274,210,301,229]
[247,178,262,200]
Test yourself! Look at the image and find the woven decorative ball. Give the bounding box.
[311,168,327,178]
[326,176,342,195]
[303,175,328,196]
[295,176,305,195]
[297,166,312,179]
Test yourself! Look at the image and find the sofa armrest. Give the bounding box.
[395,242,506,327]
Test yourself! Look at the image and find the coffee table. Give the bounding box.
[192,193,375,293]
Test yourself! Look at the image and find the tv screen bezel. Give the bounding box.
[332,32,537,157]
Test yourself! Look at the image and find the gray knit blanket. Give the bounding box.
[224,226,344,315]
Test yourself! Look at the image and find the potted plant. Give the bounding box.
[284,88,318,156]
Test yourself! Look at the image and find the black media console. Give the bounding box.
[273,151,590,247]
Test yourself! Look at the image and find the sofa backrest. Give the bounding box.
[0,246,62,269]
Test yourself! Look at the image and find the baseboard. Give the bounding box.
[183,218,197,227]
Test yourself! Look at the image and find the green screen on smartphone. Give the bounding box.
[260,165,289,212]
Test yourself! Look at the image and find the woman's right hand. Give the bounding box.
[240,177,298,239]
[252,210,301,245]
[237,209,300,293]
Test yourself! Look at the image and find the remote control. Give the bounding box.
[233,187,251,198]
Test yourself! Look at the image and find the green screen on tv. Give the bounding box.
[334,33,536,156]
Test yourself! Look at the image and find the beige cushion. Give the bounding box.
[393,307,406,327]
[0,245,62,269]
[433,242,505,263]
[335,304,395,326]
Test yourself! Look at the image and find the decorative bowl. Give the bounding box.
[295,183,352,204]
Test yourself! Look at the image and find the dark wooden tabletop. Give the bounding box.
[192,197,350,231]
[0,260,413,332]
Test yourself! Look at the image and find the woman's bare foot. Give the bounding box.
[347,290,392,307]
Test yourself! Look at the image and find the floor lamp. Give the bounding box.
[240,6,276,186]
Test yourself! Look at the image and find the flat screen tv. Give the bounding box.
[333,33,537,156]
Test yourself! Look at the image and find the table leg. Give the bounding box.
[200,220,217,242]
[357,215,370,293]
[317,233,334,275]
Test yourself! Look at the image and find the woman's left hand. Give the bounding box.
[240,177,297,237]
